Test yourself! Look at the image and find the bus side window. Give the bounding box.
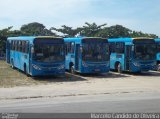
[22,41,25,53]
[13,41,15,51]
[115,42,124,53]
[15,41,18,51]
[12,41,14,50]
[25,41,29,53]
[109,42,116,53]
[11,41,13,50]
[17,41,19,51]
[16,41,19,51]
[20,41,22,52]
[65,43,68,55]
[71,42,75,53]
[68,43,71,53]
[13,41,16,51]
[65,42,73,55]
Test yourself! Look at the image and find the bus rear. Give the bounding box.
[81,38,110,73]
[30,37,65,76]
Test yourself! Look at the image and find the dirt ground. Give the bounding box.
[0,60,81,87]
[0,60,160,100]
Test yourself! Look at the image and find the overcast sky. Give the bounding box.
[0,0,159,36]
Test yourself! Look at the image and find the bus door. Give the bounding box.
[6,40,10,63]
[75,44,80,71]
[125,45,132,71]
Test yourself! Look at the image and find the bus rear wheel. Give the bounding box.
[117,63,122,73]
[71,66,75,74]
[11,60,15,69]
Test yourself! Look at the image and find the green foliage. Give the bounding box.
[50,25,81,37]
[51,23,158,38]
[0,22,158,53]
[130,31,158,38]
[0,27,15,52]
[97,25,131,38]
[79,22,107,37]
[20,22,56,36]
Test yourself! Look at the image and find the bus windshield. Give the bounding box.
[134,44,156,60]
[82,43,109,62]
[34,44,64,62]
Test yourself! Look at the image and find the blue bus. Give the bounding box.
[6,36,65,76]
[108,37,157,73]
[64,37,110,74]
[155,38,160,70]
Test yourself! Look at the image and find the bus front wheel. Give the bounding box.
[117,63,122,73]
[157,64,160,71]
[24,64,29,76]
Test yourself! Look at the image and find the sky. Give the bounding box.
[0,0,159,36]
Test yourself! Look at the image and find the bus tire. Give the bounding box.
[11,59,15,69]
[157,64,160,71]
[117,63,122,73]
[24,64,29,76]
[71,66,75,74]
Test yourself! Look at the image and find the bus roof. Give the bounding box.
[7,36,62,43]
[155,38,160,42]
[64,37,105,43]
[108,37,154,43]
[133,37,154,40]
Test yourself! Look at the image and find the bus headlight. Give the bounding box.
[58,64,65,70]
[133,62,140,67]
[32,64,41,70]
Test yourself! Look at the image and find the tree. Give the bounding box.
[0,22,158,53]
[0,27,15,52]
[50,25,81,37]
[79,22,107,37]
[51,22,107,37]
[130,31,158,38]
[20,22,56,36]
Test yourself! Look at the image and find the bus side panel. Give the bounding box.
[110,53,125,70]
[65,54,70,70]
[110,53,116,69]
[10,50,15,66]
[65,53,75,70]
[14,52,20,69]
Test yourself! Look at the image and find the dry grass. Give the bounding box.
[0,60,84,88]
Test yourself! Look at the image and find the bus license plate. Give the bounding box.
[95,69,100,71]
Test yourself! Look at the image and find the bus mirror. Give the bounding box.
[31,46,34,54]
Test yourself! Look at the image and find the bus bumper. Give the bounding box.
[30,63,65,76]
[130,61,157,72]
[80,66,110,74]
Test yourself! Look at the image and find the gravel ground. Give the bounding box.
[0,60,160,100]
